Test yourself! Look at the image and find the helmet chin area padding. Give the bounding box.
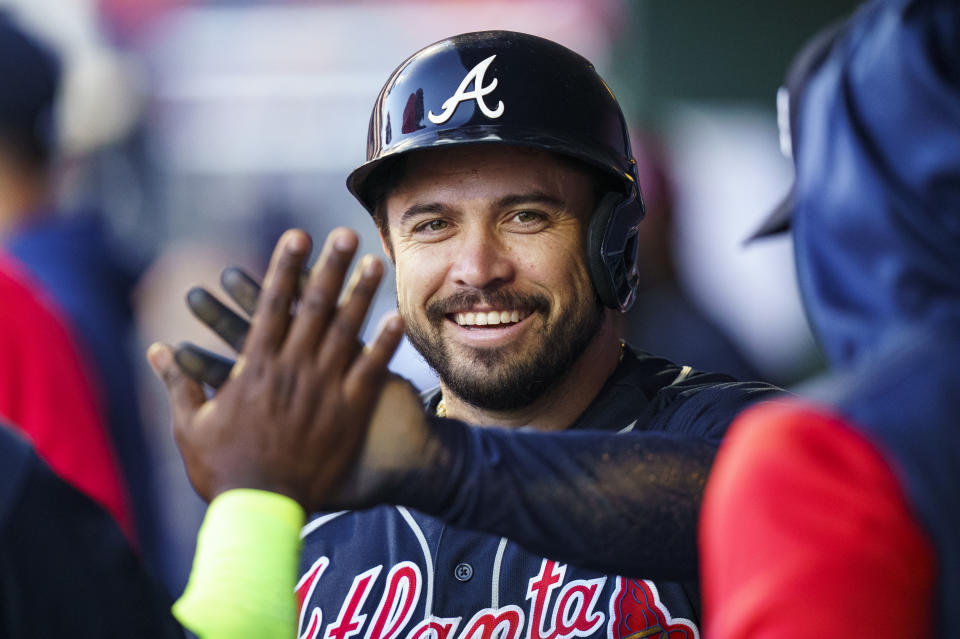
[588,192,644,311]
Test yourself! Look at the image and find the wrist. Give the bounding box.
[204,469,309,511]
[173,489,306,637]
[387,415,466,512]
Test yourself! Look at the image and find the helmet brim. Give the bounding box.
[347,125,640,214]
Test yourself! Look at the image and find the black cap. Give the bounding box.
[0,12,61,164]
[747,17,848,242]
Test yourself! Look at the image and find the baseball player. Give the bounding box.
[700,0,960,636]
[149,31,782,639]
[0,13,135,542]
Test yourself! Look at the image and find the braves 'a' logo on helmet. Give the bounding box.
[427,54,504,125]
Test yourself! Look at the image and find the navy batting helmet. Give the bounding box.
[347,30,646,311]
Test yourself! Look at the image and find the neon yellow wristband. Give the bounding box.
[173,489,306,639]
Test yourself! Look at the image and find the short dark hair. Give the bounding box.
[366,156,408,237]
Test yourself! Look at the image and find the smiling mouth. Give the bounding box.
[450,309,529,327]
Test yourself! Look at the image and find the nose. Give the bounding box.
[448,227,515,290]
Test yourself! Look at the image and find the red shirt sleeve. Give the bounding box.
[700,399,935,638]
[0,257,135,543]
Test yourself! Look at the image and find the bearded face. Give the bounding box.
[383,145,605,412]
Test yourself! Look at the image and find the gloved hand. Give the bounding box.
[147,228,412,511]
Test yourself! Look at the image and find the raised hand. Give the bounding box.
[147,228,405,511]
[174,265,289,389]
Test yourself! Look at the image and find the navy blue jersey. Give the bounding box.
[298,348,781,639]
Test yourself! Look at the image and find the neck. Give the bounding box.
[438,315,622,431]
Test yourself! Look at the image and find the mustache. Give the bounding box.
[426,290,550,324]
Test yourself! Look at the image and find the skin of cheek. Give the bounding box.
[515,220,595,314]
[386,206,594,334]
[463,234,591,332]
[390,239,446,332]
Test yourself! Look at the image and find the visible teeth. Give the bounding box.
[454,310,526,326]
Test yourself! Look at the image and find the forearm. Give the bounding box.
[388,418,717,581]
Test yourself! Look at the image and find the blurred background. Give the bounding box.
[0,0,859,596]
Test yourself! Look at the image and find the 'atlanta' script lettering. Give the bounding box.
[297,559,605,639]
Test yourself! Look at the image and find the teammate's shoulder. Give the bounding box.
[0,256,82,357]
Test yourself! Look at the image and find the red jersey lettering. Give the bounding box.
[526,560,564,639]
[459,606,525,639]
[326,567,383,639]
[405,618,462,639]
[297,557,330,639]
[366,562,422,639]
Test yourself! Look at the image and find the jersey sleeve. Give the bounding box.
[643,375,782,442]
[699,400,935,638]
[390,417,719,581]
[383,370,779,581]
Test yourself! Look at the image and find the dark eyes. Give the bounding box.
[411,210,546,237]
[513,210,542,223]
[413,219,449,234]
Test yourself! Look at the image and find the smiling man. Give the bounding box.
[384,145,616,426]
[151,31,781,639]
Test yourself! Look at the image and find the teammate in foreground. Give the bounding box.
[0,421,183,637]
[0,11,137,541]
[150,31,781,638]
[700,0,959,636]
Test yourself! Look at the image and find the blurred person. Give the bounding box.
[0,252,133,538]
[0,11,134,540]
[0,10,167,572]
[0,419,183,637]
[149,31,783,638]
[625,133,763,383]
[700,0,959,635]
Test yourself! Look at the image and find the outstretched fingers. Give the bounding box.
[316,254,384,375]
[283,228,359,361]
[344,313,405,402]
[174,342,236,390]
[186,287,249,352]
[222,266,312,319]
[147,342,206,431]
[244,229,312,357]
[220,266,262,317]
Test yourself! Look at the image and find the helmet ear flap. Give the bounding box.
[587,192,644,311]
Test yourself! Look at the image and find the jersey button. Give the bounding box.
[454,563,473,582]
